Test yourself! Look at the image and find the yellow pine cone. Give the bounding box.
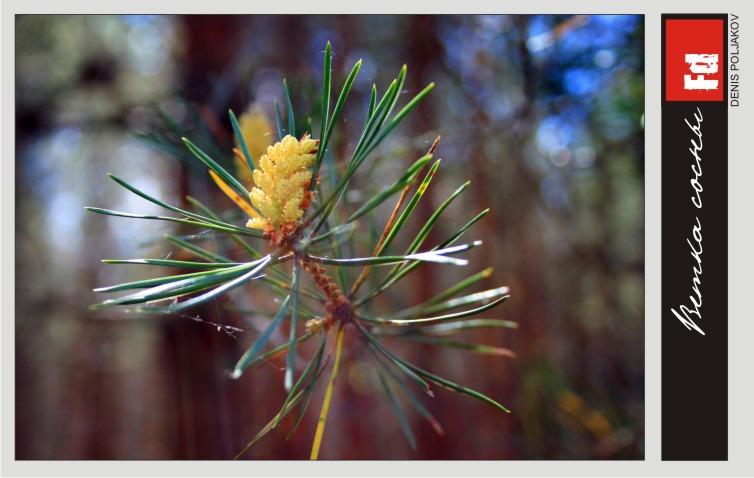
[247,134,318,235]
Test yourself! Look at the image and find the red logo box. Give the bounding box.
[665,19,724,101]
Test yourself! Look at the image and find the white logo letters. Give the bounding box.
[684,54,719,90]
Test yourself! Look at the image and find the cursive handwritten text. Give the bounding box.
[670,107,705,335]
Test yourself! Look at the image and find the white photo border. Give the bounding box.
[2,1,752,476]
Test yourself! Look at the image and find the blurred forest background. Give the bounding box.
[15,15,644,460]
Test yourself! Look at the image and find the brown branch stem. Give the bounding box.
[300,253,353,331]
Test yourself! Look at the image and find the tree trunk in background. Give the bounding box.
[158,16,245,459]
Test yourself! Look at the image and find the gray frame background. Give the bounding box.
[2,1,752,476]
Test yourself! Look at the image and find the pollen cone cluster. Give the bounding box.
[247,134,318,234]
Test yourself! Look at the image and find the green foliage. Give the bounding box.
[88,42,514,459]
